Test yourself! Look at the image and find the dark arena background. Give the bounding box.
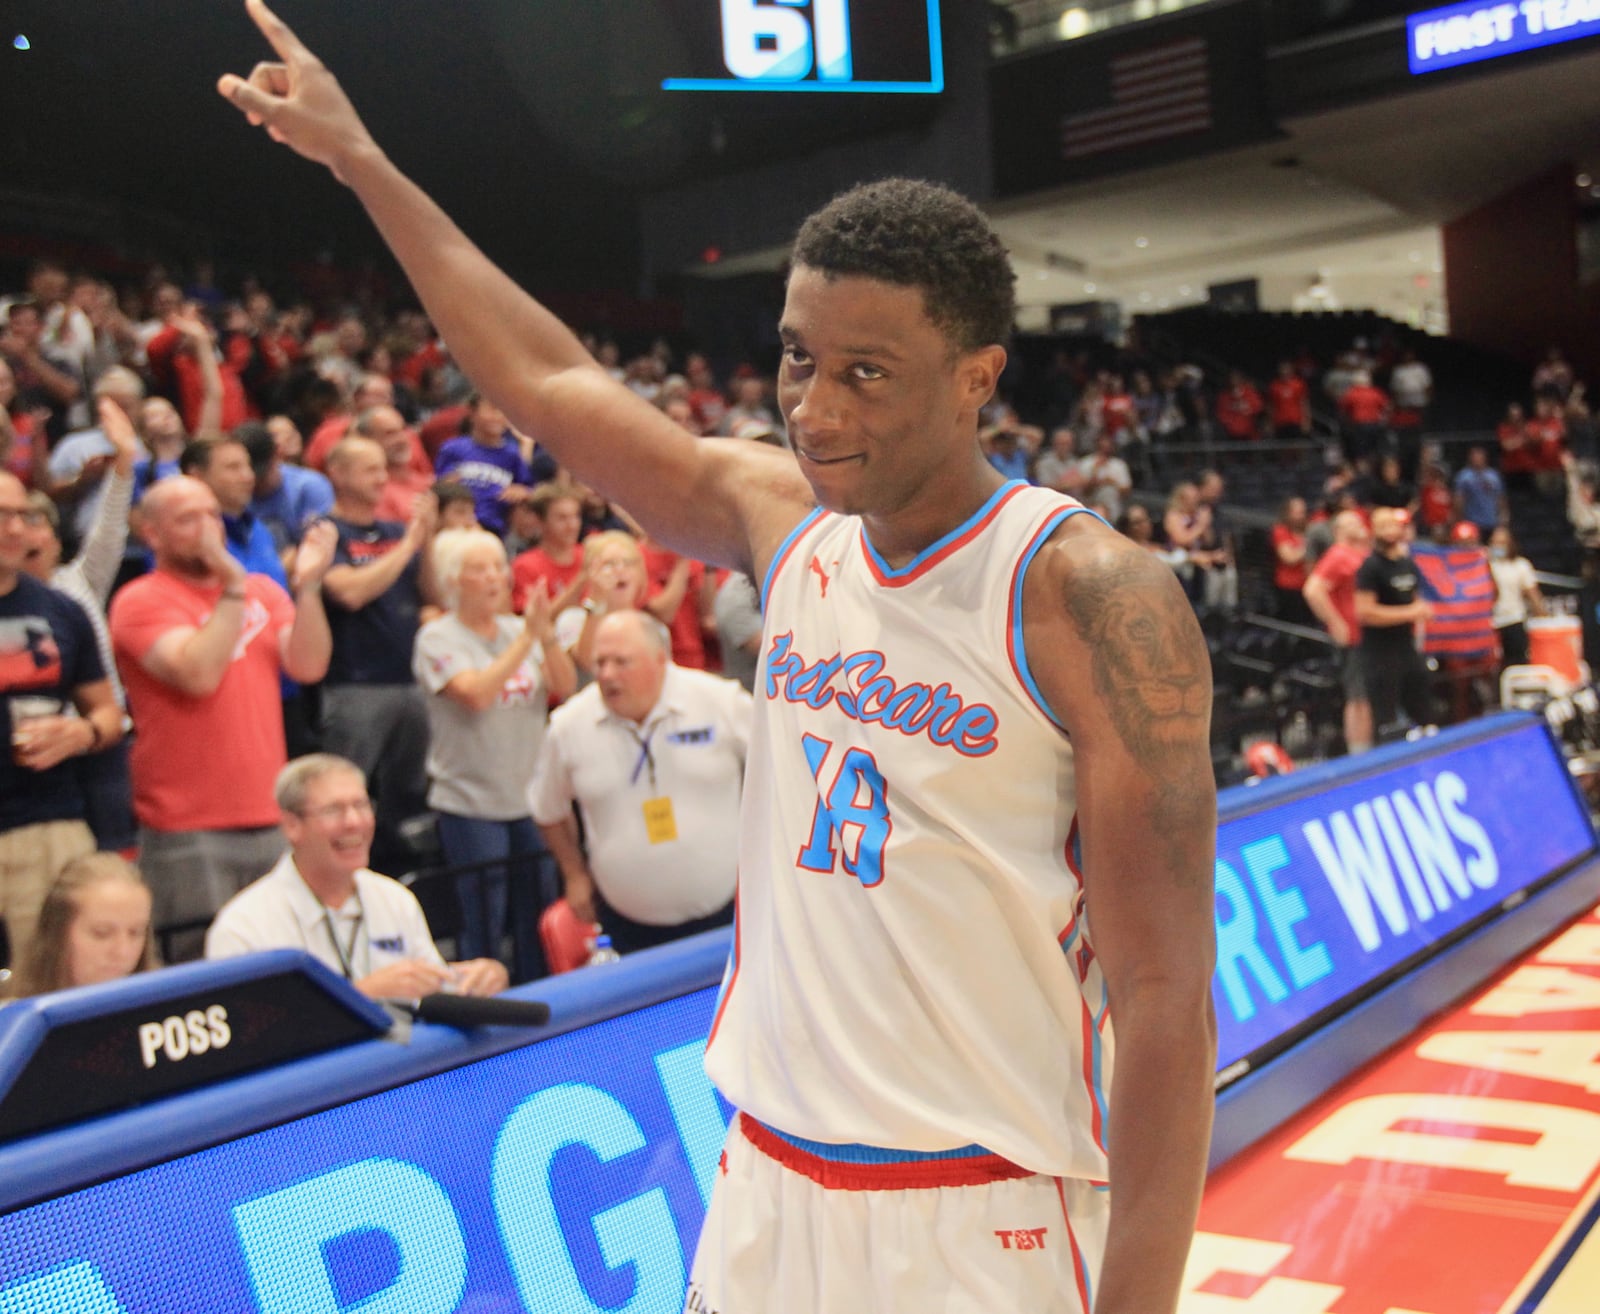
[4,3,1600,1311]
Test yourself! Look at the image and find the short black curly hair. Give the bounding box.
[790,178,1016,354]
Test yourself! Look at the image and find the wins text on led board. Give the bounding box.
[1209,717,1596,1074]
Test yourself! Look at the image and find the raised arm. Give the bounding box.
[138,557,251,698]
[1302,571,1350,646]
[279,519,336,683]
[323,510,429,612]
[174,310,226,441]
[218,0,811,575]
[73,398,139,602]
[1022,519,1217,1314]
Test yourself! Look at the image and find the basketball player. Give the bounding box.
[219,6,1217,1310]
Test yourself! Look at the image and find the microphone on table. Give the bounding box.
[396,993,552,1029]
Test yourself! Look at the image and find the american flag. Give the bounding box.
[1060,36,1212,160]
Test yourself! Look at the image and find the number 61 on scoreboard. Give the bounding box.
[662,0,946,93]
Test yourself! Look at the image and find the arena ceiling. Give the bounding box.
[988,39,1600,326]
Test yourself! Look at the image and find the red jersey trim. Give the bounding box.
[859,481,1029,589]
[704,889,741,1054]
[738,1114,1035,1192]
[1057,1178,1094,1312]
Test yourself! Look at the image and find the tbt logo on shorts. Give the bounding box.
[995,1227,1048,1251]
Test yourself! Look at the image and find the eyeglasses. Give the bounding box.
[0,508,44,526]
[299,798,375,823]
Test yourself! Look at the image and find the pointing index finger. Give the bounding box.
[246,0,314,65]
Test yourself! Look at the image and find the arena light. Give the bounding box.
[11,35,28,51]
[1058,7,1091,40]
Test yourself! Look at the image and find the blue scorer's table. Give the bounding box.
[1,712,1597,1313]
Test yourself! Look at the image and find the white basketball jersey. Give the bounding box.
[703,480,1114,1180]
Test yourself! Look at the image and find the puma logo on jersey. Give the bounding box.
[808,554,836,598]
[995,1227,1048,1251]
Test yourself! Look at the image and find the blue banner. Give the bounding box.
[1408,1,1600,75]
[1213,717,1593,1069]
[0,990,728,1314]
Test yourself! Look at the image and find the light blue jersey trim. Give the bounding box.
[760,507,826,612]
[860,480,1026,581]
[760,1121,997,1165]
[1008,504,1105,732]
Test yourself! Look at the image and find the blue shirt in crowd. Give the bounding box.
[434,434,531,534]
[1453,466,1504,529]
[252,464,335,552]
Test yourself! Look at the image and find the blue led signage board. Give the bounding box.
[661,0,944,92]
[1212,717,1594,1071]
[1408,1,1600,74]
[0,988,729,1314]
[0,716,1591,1312]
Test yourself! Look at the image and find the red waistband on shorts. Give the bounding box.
[737,1113,1037,1192]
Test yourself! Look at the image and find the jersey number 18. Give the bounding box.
[795,732,892,887]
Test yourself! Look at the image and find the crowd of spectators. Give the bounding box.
[984,322,1600,762]
[1,256,777,1000]
[5,247,1599,998]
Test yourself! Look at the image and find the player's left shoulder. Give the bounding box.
[1021,513,1211,738]
[1027,510,1193,621]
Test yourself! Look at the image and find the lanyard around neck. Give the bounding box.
[320,899,365,980]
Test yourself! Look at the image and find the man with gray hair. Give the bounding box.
[206,753,507,998]
[530,609,750,954]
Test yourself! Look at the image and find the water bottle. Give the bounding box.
[585,934,621,966]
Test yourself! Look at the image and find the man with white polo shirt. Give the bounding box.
[530,609,750,954]
[206,753,507,1000]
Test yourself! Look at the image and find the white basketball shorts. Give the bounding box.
[685,1113,1109,1314]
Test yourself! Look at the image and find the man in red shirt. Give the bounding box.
[511,483,586,613]
[1270,496,1310,625]
[1302,509,1373,754]
[109,476,335,954]
[1267,361,1310,441]
[144,306,253,435]
[1100,373,1136,443]
[1527,396,1568,490]
[1337,370,1390,470]
[640,537,717,671]
[1495,401,1534,489]
[1215,370,1265,442]
[1416,461,1455,535]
